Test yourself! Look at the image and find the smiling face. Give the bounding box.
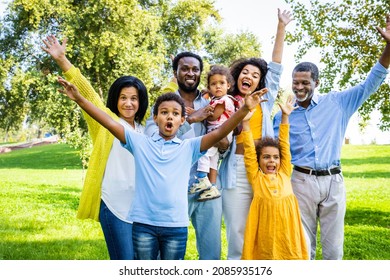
[153,100,185,140]
[208,74,230,98]
[117,87,139,125]
[175,57,201,93]
[292,71,318,108]
[237,64,261,96]
[259,146,280,174]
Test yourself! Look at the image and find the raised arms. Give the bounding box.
[41,35,72,72]
[272,9,293,64]
[376,14,390,69]
[57,77,126,143]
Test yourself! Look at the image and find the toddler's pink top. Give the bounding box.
[207,95,235,133]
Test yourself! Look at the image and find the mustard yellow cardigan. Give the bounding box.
[64,66,119,221]
[162,81,179,93]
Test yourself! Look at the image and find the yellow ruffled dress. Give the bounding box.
[241,124,308,260]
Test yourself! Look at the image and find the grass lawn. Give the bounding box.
[338,145,390,260]
[0,143,389,260]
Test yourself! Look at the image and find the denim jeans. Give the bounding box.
[188,191,222,260]
[132,222,188,260]
[99,200,134,260]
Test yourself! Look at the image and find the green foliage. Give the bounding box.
[0,57,28,138]
[0,0,262,164]
[285,0,390,130]
[204,29,262,65]
[161,0,221,53]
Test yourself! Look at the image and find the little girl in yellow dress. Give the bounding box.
[241,95,309,260]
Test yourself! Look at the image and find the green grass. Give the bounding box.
[0,143,389,260]
[0,143,82,169]
[0,144,107,260]
[337,145,390,260]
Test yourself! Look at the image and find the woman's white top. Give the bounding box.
[101,118,144,223]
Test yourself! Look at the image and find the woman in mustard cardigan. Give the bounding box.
[42,35,148,260]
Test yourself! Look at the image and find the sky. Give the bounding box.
[213,0,390,144]
[213,0,314,88]
[212,0,389,86]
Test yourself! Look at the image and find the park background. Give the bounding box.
[214,0,390,145]
[0,0,389,261]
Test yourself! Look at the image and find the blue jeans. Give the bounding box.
[132,222,188,260]
[99,200,134,260]
[186,161,222,259]
[188,191,222,260]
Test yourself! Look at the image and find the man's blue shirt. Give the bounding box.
[274,62,388,169]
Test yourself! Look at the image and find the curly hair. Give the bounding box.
[207,64,235,93]
[255,136,281,162]
[229,57,268,95]
[152,92,185,117]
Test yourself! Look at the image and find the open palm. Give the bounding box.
[278,95,298,116]
[41,35,67,60]
[278,9,293,27]
[376,14,390,43]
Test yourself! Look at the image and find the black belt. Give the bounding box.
[293,166,341,176]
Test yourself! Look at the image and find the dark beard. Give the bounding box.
[177,80,200,92]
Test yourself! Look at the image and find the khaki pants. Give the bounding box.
[291,169,346,260]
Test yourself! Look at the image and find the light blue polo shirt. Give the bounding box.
[144,90,209,189]
[274,62,388,170]
[121,128,204,227]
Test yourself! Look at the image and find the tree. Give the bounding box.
[0,57,28,141]
[0,0,263,163]
[204,28,262,65]
[285,0,390,130]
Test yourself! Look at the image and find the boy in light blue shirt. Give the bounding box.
[57,76,266,260]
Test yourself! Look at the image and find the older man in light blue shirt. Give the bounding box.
[274,14,390,260]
